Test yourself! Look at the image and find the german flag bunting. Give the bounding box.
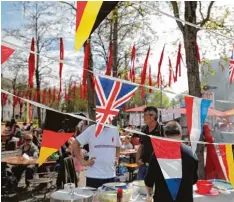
[75,1,118,52]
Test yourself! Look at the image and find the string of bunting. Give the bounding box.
[1,89,233,146]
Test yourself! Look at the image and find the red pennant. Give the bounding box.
[13,91,19,107]
[1,93,8,106]
[1,45,15,64]
[141,47,150,86]
[59,38,64,96]
[175,44,182,82]
[73,81,77,101]
[195,41,201,63]
[130,45,136,82]
[105,42,113,76]
[48,88,52,103]
[52,87,56,103]
[28,38,35,88]
[157,45,165,88]
[79,83,83,99]
[42,89,47,104]
[148,66,152,93]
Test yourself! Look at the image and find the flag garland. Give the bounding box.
[157,45,165,88]
[59,38,64,97]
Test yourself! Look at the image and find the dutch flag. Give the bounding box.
[185,96,211,154]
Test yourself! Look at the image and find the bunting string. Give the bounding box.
[2,88,233,146]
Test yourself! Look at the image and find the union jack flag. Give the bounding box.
[94,76,138,136]
[229,45,234,85]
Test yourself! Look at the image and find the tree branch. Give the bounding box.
[197,1,215,26]
[59,1,76,11]
[198,2,205,21]
[170,1,184,34]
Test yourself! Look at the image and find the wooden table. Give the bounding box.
[1,156,57,165]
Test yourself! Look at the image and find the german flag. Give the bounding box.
[38,110,85,166]
[75,1,118,52]
[218,144,234,187]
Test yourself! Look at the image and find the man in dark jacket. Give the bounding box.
[144,121,198,202]
[136,106,163,180]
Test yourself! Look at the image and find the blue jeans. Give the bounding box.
[137,164,148,180]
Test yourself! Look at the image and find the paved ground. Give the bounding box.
[2,170,87,202]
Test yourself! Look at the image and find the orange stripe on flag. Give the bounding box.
[75,1,103,51]
[38,147,57,166]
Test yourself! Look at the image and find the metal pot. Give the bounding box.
[50,188,93,202]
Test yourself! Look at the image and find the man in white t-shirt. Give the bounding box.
[71,124,121,188]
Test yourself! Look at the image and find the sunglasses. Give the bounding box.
[25,139,32,142]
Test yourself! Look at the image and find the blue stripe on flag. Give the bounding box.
[165,178,182,200]
[200,99,212,135]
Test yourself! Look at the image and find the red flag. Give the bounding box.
[157,45,165,88]
[105,42,112,76]
[1,93,8,106]
[79,83,83,99]
[175,44,182,82]
[1,45,15,64]
[141,47,150,86]
[73,81,77,101]
[52,87,56,103]
[28,38,35,88]
[130,45,136,82]
[148,66,152,93]
[48,88,52,104]
[42,89,47,104]
[59,38,64,96]
[195,41,201,64]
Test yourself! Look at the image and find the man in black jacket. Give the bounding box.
[136,106,163,180]
[144,121,198,202]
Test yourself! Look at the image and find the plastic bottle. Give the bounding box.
[117,188,123,202]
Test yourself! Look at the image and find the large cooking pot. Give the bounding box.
[50,188,93,202]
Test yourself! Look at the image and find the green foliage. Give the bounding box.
[129,88,171,108]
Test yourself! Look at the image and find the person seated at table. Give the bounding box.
[12,133,39,188]
[121,136,133,150]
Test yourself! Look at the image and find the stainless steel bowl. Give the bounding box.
[50,188,93,202]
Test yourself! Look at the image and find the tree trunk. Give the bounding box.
[112,8,118,126]
[184,2,204,179]
[112,8,118,78]
[87,40,96,124]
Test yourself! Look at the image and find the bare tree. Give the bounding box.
[170,1,218,179]
[2,1,67,126]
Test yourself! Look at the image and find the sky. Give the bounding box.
[1,1,234,100]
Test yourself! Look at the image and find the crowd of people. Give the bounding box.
[2,106,211,202]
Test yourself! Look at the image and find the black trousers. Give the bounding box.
[12,165,36,185]
[86,177,115,189]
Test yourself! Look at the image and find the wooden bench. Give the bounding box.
[122,163,138,182]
